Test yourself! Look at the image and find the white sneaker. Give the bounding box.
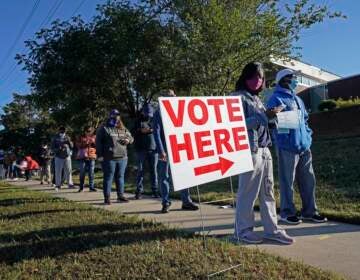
[264,230,294,245]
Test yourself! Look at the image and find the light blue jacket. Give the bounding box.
[267,85,312,153]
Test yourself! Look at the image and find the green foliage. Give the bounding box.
[0,183,344,279]
[318,99,337,111]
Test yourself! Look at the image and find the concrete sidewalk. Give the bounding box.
[10,180,360,280]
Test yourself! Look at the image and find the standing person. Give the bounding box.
[267,69,327,224]
[96,109,134,205]
[38,142,52,185]
[76,126,97,192]
[51,126,75,191]
[133,103,159,199]
[231,62,293,245]
[153,89,199,213]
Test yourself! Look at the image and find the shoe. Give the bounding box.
[264,230,294,245]
[237,231,263,244]
[135,192,142,200]
[78,188,84,193]
[300,214,327,223]
[117,195,129,203]
[279,216,302,225]
[104,197,111,205]
[181,202,199,211]
[161,203,171,213]
[151,191,160,198]
[89,188,97,192]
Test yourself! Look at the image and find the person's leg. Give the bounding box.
[149,151,159,194]
[102,160,115,202]
[278,149,299,219]
[88,159,96,190]
[64,156,74,186]
[79,160,86,190]
[296,150,318,218]
[234,151,263,238]
[135,151,145,194]
[55,157,65,188]
[115,158,128,198]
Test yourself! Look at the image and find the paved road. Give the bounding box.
[10,180,360,280]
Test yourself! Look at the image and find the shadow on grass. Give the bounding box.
[0,223,188,265]
[0,197,63,207]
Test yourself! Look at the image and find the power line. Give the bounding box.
[0,0,41,73]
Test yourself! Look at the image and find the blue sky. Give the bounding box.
[0,0,359,109]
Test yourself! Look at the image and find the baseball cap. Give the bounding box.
[275,69,299,84]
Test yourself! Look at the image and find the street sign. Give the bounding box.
[159,96,253,191]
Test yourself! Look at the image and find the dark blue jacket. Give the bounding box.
[267,85,312,153]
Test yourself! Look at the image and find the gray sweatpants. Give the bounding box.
[234,147,280,237]
[54,157,73,187]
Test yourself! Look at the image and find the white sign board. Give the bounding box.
[159,96,254,191]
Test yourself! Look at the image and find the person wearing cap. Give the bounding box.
[51,126,75,191]
[267,68,327,224]
[230,62,294,245]
[75,126,97,192]
[133,103,159,199]
[153,89,199,213]
[96,109,134,205]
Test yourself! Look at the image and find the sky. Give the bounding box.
[0,0,359,109]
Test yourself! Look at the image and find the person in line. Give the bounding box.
[267,69,327,224]
[153,89,199,213]
[38,142,53,185]
[133,103,159,199]
[76,126,97,192]
[231,62,294,245]
[96,109,134,205]
[51,126,75,191]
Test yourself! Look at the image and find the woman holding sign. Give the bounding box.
[231,62,294,245]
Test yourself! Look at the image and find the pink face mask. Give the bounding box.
[246,77,263,91]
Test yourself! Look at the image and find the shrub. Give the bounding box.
[318,100,337,111]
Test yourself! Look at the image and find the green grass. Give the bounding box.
[73,136,360,224]
[0,182,344,280]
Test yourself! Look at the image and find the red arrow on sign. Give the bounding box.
[194,156,234,176]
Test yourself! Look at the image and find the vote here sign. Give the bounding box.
[158,96,254,191]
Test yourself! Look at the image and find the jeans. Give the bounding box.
[234,148,280,237]
[79,159,95,189]
[158,159,192,206]
[278,149,317,218]
[54,157,73,187]
[102,158,128,198]
[135,150,158,193]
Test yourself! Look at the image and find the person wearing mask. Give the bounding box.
[133,103,159,199]
[267,69,327,224]
[153,89,199,213]
[76,126,97,192]
[51,126,75,191]
[38,142,53,185]
[231,62,294,245]
[96,109,134,205]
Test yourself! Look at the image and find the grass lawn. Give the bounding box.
[75,136,360,225]
[0,182,344,280]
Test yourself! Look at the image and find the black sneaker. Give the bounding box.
[117,195,129,203]
[151,191,160,198]
[301,214,327,223]
[279,216,302,225]
[161,203,170,213]
[181,202,199,211]
[89,188,97,192]
[135,192,142,200]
